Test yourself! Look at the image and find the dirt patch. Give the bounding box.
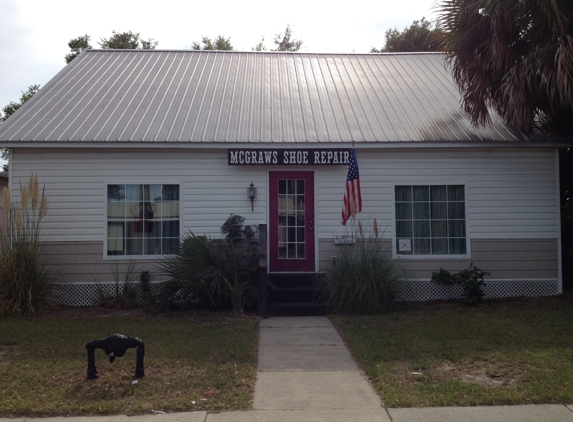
[381,359,528,390]
[436,360,527,389]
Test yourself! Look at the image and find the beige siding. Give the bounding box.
[44,238,557,285]
[41,241,160,284]
[319,238,558,280]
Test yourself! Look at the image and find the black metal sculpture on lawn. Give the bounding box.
[85,334,145,379]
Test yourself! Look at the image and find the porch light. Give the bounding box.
[247,182,257,211]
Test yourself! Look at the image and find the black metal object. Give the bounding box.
[85,334,144,379]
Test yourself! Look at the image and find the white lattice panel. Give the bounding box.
[52,279,560,306]
[51,283,163,307]
[396,279,559,302]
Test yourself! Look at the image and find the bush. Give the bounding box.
[157,215,259,313]
[93,260,140,308]
[317,219,405,314]
[0,174,53,315]
[431,262,490,306]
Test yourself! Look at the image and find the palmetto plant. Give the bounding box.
[0,174,52,315]
[158,215,259,313]
[436,0,573,131]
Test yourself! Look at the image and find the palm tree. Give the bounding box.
[435,0,573,132]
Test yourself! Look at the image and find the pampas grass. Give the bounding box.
[317,218,405,314]
[0,174,53,315]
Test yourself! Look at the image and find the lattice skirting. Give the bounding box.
[396,279,560,302]
[52,279,560,307]
[51,282,164,307]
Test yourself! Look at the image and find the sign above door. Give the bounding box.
[228,149,351,166]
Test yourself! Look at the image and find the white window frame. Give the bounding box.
[392,182,470,259]
[103,181,183,260]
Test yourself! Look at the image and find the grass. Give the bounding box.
[332,295,573,408]
[0,309,259,417]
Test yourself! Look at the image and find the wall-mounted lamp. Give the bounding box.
[247,182,257,211]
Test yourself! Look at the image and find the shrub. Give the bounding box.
[0,174,53,315]
[93,260,140,308]
[157,215,259,313]
[431,262,490,306]
[317,219,405,314]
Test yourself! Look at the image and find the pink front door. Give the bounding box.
[269,171,315,272]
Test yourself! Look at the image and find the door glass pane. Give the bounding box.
[277,178,305,260]
[297,243,305,258]
[279,243,287,258]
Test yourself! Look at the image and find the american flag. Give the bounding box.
[342,148,362,225]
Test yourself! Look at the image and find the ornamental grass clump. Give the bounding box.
[0,174,53,315]
[318,219,405,314]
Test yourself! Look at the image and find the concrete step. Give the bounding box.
[267,301,326,316]
[268,286,318,303]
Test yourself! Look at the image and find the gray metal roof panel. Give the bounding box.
[0,50,570,145]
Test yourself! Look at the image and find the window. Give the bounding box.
[395,185,466,255]
[107,184,179,256]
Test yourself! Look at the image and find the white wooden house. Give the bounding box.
[0,50,567,305]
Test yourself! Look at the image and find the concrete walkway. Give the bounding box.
[2,316,572,422]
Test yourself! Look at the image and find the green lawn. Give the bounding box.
[332,295,573,408]
[0,309,259,417]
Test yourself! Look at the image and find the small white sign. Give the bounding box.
[335,235,355,244]
[398,239,412,252]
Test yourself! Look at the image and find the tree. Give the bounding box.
[436,0,573,291]
[65,31,158,63]
[98,30,158,50]
[252,36,266,51]
[273,24,303,51]
[192,35,234,51]
[370,18,443,53]
[0,85,40,170]
[436,0,573,132]
[65,34,92,64]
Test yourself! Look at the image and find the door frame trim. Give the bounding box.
[267,169,318,273]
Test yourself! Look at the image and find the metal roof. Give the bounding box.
[0,50,567,146]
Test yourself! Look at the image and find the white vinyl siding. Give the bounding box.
[314,148,558,241]
[10,149,267,242]
[10,147,558,246]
